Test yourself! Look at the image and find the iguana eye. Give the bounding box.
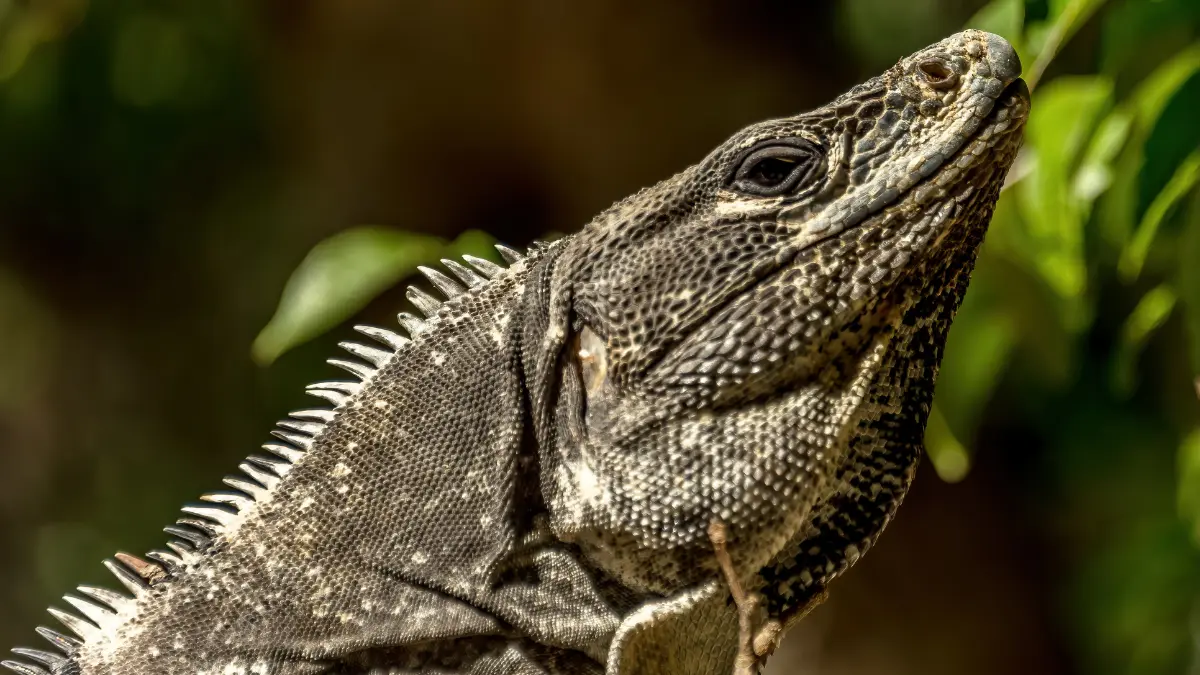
[729,139,824,197]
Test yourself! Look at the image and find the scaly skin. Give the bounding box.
[5,30,1027,675]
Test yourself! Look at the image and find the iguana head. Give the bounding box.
[525,30,1028,594]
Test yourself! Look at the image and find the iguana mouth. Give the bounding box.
[963,76,1030,161]
[1000,77,1031,108]
[878,75,1029,227]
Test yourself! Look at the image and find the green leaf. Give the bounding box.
[1109,284,1178,396]
[443,228,499,263]
[1096,43,1200,249]
[1119,150,1200,281]
[252,227,445,365]
[1174,186,1200,376]
[1026,76,1114,168]
[964,0,1024,46]
[1137,70,1200,222]
[1072,108,1133,204]
[936,301,1016,438]
[1024,0,1110,90]
[925,404,971,483]
[976,196,1079,386]
[1100,0,1200,86]
[1177,428,1200,545]
[1014,75,1113,320]
[1128,43,1200,126]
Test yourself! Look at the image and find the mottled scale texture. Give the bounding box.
[4,30,1028,675]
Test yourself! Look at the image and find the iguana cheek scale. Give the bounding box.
[5,30,1028,675]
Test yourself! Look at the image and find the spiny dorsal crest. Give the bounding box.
[1,244,529,675]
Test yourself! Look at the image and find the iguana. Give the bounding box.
[4,30,1028,675]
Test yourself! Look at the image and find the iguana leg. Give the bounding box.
[708,521,783,675]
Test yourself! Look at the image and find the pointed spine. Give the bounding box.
[1,659,47,675]
[163,525,208,549]
[76,586,133,615]
[10,648,64,670]
[115,553,169,586]
[245,454,289,475]
[354,325,409,351]
[396,313,426,337]
[494,243,524,264]
[61,596,117,631]
[270,429,315,450]
[462,254,504,278]
[277,418,324,436]
[145,550,183,574]
[201,490,254,509]
[34,628,79,655]
[262,442,305,463]
[222,475,267,499]
[406,287,441,317]
[306,380,360,395]
[440,259,486,288]
[418,266,465,298]
[339,341,390,367]
[289,408,334,422]
[305,388,347,406]
[239,463,280,490]
[103,559,151,596]
[46,608,102,643]
[165,541,194,558]
[180,505,238,528]
[327,358,374,380]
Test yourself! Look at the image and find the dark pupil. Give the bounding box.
[748,157,795,187]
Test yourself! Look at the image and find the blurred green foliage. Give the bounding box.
[958,1,1200,672]
[1,0,1199,672]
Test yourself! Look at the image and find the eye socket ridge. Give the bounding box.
[728,138,825,197]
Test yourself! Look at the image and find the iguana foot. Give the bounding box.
[708,521,783,675]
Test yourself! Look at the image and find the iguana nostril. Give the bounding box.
[917,59,957,89]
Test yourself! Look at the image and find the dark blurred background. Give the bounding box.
[0,0,1198,673]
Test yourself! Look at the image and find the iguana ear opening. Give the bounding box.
[571,324,618,447]
[575,326,608,400]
